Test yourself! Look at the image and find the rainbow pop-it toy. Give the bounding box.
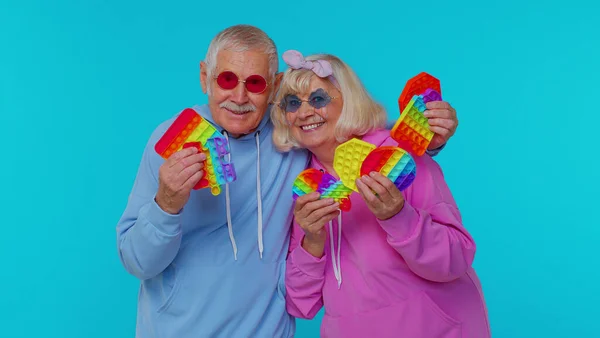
[292,168,352,211]
[398,72,442,112]
[360,146,416,191]
[333,138,417,194]
[155,108,236,195]
[391,72,443,156]
[292,168,322,198]
[291,139,418,211]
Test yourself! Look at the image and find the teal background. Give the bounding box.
[1,0,598,337]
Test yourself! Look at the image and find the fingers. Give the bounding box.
[167,147,199,166]
[357,175,391,201]
[425,101,452,110]
[356,172,406,220]
[423,102,457,136]
[294,192,323,212]
[296,192,322,204]
[426,117,456,130]
[294,192,341,233]
[177,162,204,183]
[159,147,209,192]
[356,178,380,204]
[183,152,207,166]
[424,108,456,120]
[171,153,206,174]
[429,126,454,140]
[310,210,340,231]
[366,172,403,199]
[423,101,456,120]
[304,202,340,225]
[182,169,205,190]
[296,194,336,216]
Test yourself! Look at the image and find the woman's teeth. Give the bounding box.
[301,122,325,131]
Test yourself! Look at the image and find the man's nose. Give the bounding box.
[230,82,249,104]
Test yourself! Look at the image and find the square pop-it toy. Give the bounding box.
[154,108,237,196]
[391,72,443,156]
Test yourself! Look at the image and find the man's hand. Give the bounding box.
[424,101,458,150]
[294,192,339,258]
[356,172,405,220]
[155,147,206,214]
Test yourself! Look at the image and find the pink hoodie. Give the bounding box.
[285,129,491,338]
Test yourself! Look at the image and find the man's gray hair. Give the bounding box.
[204,25,278,94]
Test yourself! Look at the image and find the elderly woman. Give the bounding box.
[271,50,491,338]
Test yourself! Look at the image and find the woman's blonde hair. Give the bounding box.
[271,53,387,152]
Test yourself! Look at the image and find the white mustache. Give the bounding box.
[220,101,256,113]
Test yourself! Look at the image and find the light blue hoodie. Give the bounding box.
[116,104,310,337]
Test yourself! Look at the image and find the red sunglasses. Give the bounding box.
[214,71,268,94]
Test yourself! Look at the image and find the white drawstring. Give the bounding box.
[223,131,238,260]
[255,132,263,259]
[220,130,264,260]
[328,211,342,289]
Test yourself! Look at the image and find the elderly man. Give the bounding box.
[116,24,458,337]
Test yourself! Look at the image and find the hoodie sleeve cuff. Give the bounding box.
[290,240,326,279]
[425,143,446,157]
[377,202,421,243]
[141,198,182,236]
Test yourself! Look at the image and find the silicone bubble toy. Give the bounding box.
[155,108,236,195]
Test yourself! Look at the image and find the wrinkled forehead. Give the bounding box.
[216,49,270,76]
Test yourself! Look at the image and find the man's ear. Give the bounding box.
[274,72,283,90]
[200,61,208,94]
[269,72,284,101]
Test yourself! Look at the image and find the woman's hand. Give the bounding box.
[294,192,340,258]
[356,172,405,220]
[424,101,458,150]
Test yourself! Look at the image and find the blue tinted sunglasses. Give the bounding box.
[279,88,338,113]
